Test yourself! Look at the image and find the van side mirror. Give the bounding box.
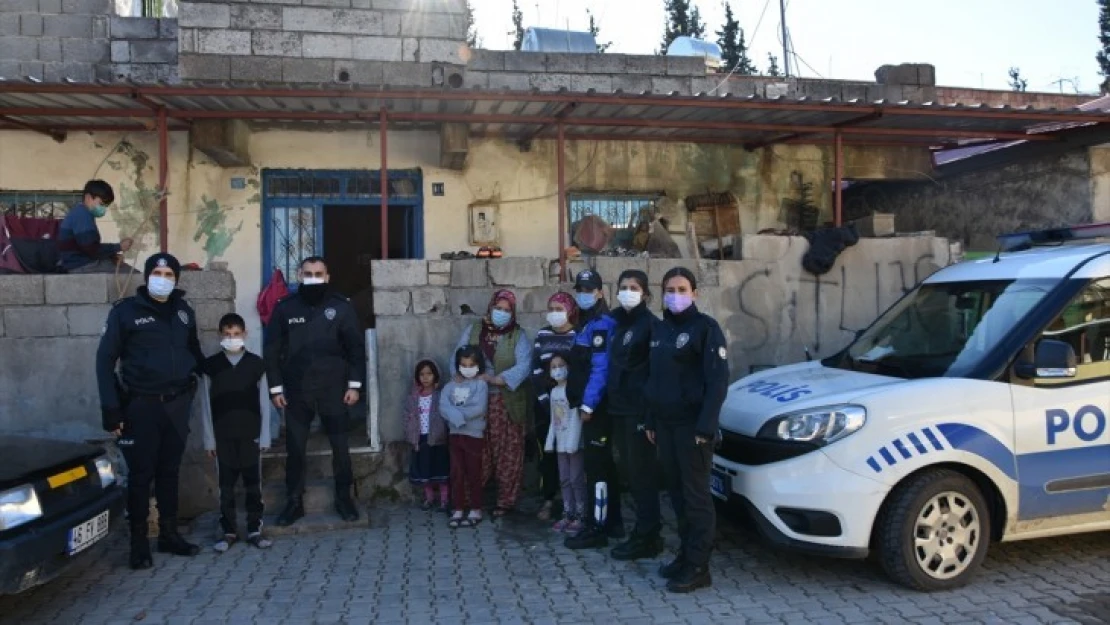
[1014,339,1078,380]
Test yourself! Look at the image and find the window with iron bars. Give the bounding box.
[0,191,81,219]
[115,0,178,18]
[568,193,660,248]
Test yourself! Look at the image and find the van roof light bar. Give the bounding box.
[996,222,1110,253]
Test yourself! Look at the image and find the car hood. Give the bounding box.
[0,435,103,490]
[719,361,903,437]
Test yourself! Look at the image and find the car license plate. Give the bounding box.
[67,510,109,556]
[710,470,730,500]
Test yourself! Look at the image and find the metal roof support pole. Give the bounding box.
[380,107,389,260]
[834,130,844,227]
[557,122,567,282]
[157,106,169,253]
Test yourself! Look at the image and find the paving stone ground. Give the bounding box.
[2,500,1108,625]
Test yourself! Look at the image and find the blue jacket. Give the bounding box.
[58,203,119,271]
[570,305,617,414]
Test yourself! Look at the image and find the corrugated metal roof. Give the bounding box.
[1,79,1108,147]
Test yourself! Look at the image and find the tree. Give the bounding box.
[689,4,707,39]
[716,2,755,74]
[1098,0,1110,92]
[1008,67,1028,92]
[766,52,781,77]
[587,9,612,53]
[510,0,524,51]
[464,0,481,48]
[659,0,705,54]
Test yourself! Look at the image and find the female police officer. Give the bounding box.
[644,267,729,593]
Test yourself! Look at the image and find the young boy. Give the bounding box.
[200,313,273,551]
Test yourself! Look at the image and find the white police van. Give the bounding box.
[713,223,1110,591]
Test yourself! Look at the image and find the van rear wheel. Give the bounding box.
[876,469,991,591]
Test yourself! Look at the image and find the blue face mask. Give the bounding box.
[90,205,107,219]
[490,309,512,328]
[575,292,598,310]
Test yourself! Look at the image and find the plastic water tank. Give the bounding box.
[666,36,723,70]
[522,28,598,53]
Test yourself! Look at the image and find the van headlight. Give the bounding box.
[0,485,43,531]
[95,458,116,488]
[757,405,867,445]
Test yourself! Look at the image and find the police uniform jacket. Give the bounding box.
[570,305,617,414]
[264,290,366,396]
[606,302,658,419]
[96,287,204,409]
[644,303,730,437]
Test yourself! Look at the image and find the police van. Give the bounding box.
[712,223,1110,591]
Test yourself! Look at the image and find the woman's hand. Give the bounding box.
[695,435,710,445]
[645,430,656,445]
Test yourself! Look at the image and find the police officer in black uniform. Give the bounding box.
[97,252,205,570]
[265,256,366,526]
[645,267,729,593]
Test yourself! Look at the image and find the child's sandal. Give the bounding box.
[466,512,483,527]
[448,513,465,529]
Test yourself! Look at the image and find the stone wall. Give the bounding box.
[0,0,113,82]
[369,235,955,444]
[109,15,179,82]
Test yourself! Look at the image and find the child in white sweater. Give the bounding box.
[543,355,585,533]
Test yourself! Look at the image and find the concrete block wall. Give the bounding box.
[177,0,468,84]
[0,0,113,82]
[466,50,715,94]
[109,16,179,82]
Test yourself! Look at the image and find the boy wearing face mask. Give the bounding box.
[58,179,136,273]
[199,314,272,552]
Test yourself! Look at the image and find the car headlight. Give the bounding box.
[0,485,43,531]
[95,458,116,488]
[757,405,867,445]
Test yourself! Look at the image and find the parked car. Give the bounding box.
[713,223,1110,591]
[0,435,125,594]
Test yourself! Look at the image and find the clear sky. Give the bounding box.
[470,0,1101,94]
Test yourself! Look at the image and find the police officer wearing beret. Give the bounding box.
[265,256,366,526]
[96,252,205,569]
[645,267,729,593]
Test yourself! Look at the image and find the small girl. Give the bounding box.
[543,354,586,534]
[440,346,489,529]
[404,358,450,512]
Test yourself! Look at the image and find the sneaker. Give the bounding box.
[213,533,237,553]
[247,532,273,549]
[552,517,571,532]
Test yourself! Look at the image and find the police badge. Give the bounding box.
[623,330,633,346]
[177,310,189,325]
[592,334,604,347]
[676,333,690,348]
[325,308,336,320]
[718,346,728,360]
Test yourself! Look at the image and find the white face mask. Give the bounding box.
[221,338,245,353]
[550,366,568,381]
[147,276,175,299]
[459,366,480,379]
[546,310,568,328]
[617,289,643,309]
[302,277,326,286]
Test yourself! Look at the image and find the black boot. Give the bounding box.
[611,533,663,561]
[157,521,200,557]
[666,564,711,593]
[564,523,608,550]
[335,493,360,522]
[129,527,152,570]
[276,497,304,527]
[658,554,685,579]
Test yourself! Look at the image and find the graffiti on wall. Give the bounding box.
[193,196,244,263]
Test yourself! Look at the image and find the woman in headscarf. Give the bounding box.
[456,289,533,517]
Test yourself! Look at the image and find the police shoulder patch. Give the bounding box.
[592,333,605,348]
[177,310,189,325]
[676,333,690,348]
[325,307,337,321]
[623,330,633,346]
[718,346,728,360]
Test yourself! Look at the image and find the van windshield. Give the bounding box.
[828,279,1056,379]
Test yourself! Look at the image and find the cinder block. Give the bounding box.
[159,18,177,39]
[231,55,282,81]
[572,74,612,93]
[352,36,403,62]
[612,74,652,93]
[39,0,61,13]
[130,40,177,64]
[38,38,63,62]
[371,260,427,288]
[19,61,44,79]
[67,304,111,336]
[108,275,141,302]
[91,13,106,38]
[303,34,352,59]
[648,258,700,285]
[45,274,108,305]
[624,55,667,75]
[373,290,411,316]
[428,273,450,286]
[488,258,546,288]
[411,288,447,315]
[591,257,648,283]
[467,49,504,71]
[665,55,705,76]
[544,53,584,73]
[0,36,40,60]
[178,27,195,53]
[352,0,371,7]
[45,61,93,82]
[336,59,382,84]
[447,288,496,316]
[504,52,545,73]
[282,57,334,83]
[529,73,573,91]
[281,7,333,32]
[197,29,251,55]
[417,38,463,64]
[585,53,625,74]
[450,259,487,287]
[191,300,234,331]
[179,2,230,29]
[20,14,43,37]
[381,61,432,86]
[650,76,690,95]
[180,53,230,80]
[487,71,529,91]
[252,31,301,57]
[5,307,68,338]
[61,0,109,13]
[111,40,129,62]
[110,16,158,39]
[231,5,282,30]
[0,15,19,37]
[178,271,235,300]
[0,275,44,306]
[427,260,450,274]
[62,38,109,63]
[303,0,350,6]
[401,37,418,62]
[698,259,720,286]
[520,286,561,314]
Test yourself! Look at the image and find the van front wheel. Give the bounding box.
[876,469,991,591]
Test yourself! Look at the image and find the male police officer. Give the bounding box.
[97,252,205,569]
[265,256,366,526]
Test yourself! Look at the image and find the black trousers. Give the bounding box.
[285,389,353,498]
[656,420,715,568]
[216,435,263,534]
[119,391,193,535]
[536,418,560,502]
[612,414,662,537]
[582,410,623,530]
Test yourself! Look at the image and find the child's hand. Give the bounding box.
[206,450,216,459]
